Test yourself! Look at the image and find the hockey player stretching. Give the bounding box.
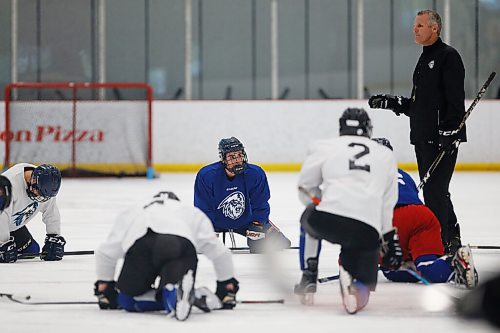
[372,138,478,289]
[194,137,291,253]
[0,163,64,263]
[295,108,402,314]
[94,191,239,321]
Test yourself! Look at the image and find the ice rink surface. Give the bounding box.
[1,171,499,332]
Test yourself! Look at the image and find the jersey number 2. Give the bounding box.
[348,143,370,172]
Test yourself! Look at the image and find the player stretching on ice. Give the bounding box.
[372,138,478,289]
[94,191,239,321]
[194,137,291,253]
[0,163,64,263]
[295,108,402,314]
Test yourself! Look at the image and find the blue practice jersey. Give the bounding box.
[397,169,423,206]
[194,162,271,230]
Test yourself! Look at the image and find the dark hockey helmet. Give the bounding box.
[0,175,12,211]
[218,137,248,175]
[339,108,373,138]
[27,164,62,202]
[372,137,393,151]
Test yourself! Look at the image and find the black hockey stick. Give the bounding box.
[0,293,284,306]
[318,274,339,283]
[18,250,94,260]
[418,71,496,190]
[471,245,500,250]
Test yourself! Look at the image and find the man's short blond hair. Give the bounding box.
[417,9,442,36]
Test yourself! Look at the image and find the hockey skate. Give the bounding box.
[339,266,369,315]
[193,287,222,312]
[174,269,195,321]
[451,245,478,289]
[294,258,318,305]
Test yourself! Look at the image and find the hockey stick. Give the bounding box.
[470,245,500,250]
[18,250,95,259]
[298,186,320,205]
[418,71,497,190]
[318,274,339,283]
[0,293,284,306]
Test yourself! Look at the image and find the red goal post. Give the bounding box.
[3,82,154,178]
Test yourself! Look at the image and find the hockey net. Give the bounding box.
[3,82,153,178]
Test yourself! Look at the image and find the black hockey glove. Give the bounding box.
[0,237,17,263]
[438,130,460,154]
[94,280,120,310]
[380,229,403,270]
[216,277,239,309]
[40,234,66,261]
[368,94,408,116]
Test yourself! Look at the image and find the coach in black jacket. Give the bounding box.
[368,9,465,255]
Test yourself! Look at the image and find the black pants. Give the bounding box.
[415,141,459,245]
[302,208,380,288]
[10,226,39,253]
[116,229,198,300]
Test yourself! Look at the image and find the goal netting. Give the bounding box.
[3,82,154,178]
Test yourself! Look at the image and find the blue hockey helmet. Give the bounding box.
[27,164,62,202]
[218,137,248,175]
[372,137,393,151]
[0,175,12,211]
[339,108,373,138]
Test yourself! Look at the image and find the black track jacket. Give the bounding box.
[400,38,467,144]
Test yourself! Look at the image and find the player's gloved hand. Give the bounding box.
[0,236,17,263]
[216,277,239,309]
[94,280,120,309]
[380,228,403,270]
[368,94,407,115]
[40,234,66,261]
[246,221,266,241]
[438,130,460,154]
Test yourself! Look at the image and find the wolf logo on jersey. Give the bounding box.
[13,202,38,226]
[217,191,245,220]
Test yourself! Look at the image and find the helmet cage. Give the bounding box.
[218,137,248,175]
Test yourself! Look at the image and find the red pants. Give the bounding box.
[393,204,444,261]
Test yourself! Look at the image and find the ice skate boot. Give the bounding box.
[175,269,195,321]
[339,266,369,314]
[294,258,318,305]
[451,245,478,289]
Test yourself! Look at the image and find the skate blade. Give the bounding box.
[299,293,314,305]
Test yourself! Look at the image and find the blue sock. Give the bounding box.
[118,291,164,312]
[162,285,177,313]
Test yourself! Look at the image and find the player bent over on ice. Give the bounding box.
[294,108,402,314]
[0,163,64,263]
[94,191,239,321]
[372,138,478,289]
[194,137,291,253]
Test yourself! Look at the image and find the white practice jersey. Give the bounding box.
[298,135,398,236]
[0,163,61,243]
[95,195,235,282]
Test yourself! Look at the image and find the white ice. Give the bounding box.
[1,172,499,333]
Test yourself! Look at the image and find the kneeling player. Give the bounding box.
[194,137,291,253]
[294,109,402,314]
[0,163,64,263]
[94,191,239,321]
[372,138,478,289]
